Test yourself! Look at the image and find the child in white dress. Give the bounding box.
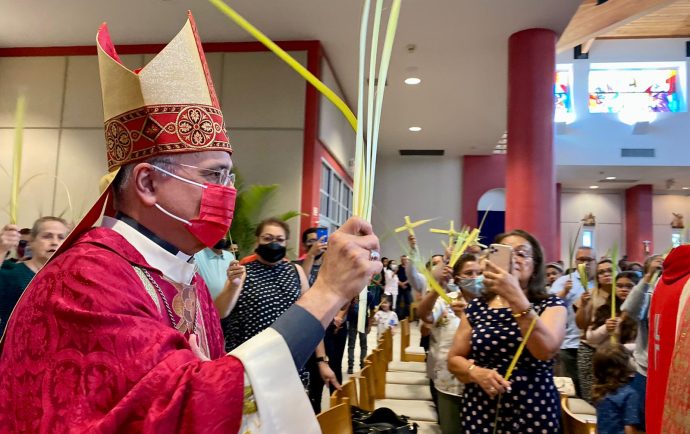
[373,298,399,338]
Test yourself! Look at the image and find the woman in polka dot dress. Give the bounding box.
[448,230,567,433]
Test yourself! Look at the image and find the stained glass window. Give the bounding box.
[588,68,680,113]
[555,70,573,118]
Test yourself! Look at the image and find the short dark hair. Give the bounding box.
[617,270,640,286]
[31,216,68,239]
[452,253,478,277]
[494,229,549,302]
[301,227,318,244]
[255,217,290,240]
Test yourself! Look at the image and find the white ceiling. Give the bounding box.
[0,0,581,158]
[558,165,690,192]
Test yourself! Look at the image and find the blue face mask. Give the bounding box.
[458,275,485,297]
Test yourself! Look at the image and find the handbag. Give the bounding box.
[351,406,418,434]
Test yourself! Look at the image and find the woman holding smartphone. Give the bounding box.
[447,229,567,433]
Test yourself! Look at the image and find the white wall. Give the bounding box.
[555,39,690,167]
[0,50,307,251]
[318,58,355,177]
[558,190,690,261]
[560,191,625,261]
[478,188,506,211]
[652,193,690,253]
[372,155,462,260]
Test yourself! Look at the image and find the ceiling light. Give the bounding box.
[589,185,599,189]
[409,126,422,132]
[605,176,616,180]
[683,187,690,190]
[404,77,421,85]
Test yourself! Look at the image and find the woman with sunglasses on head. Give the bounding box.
[448,230,567,433]
[574,258,617,403]
[215,217,340,393]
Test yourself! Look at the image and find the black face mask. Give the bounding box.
[256,242,287,263]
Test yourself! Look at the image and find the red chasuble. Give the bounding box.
[0,227,244,433]
[661,300,690,433]
[646,244,690,434]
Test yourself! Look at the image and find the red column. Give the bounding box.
[625,184,653,263]
[461,155,506,227]
[505,29,557,259]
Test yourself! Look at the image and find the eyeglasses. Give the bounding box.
[169,162,235,186]
[597,268,613,275]
[259,234,287,244]
[513,249,533,261]
[576,257,594,263]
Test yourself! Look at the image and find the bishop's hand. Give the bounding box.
[314,217,382,302]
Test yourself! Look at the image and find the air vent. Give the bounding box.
[598,178,639,183]
[621,148,655,158]
[399,149,445,156]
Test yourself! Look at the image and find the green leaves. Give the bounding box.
[228,179,302,258]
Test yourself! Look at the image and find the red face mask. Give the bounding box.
[153,166,237,248]
[186,183,236,247]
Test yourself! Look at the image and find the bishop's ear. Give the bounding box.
[131,163,158,207]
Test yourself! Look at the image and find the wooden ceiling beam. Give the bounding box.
[557,0,682,53]
[581,38,596,54]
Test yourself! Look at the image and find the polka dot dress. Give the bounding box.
[461,295,565,433]
[222,260,302,352]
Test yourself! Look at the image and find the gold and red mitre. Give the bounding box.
[48,12,232,261]
[97,11,232,172]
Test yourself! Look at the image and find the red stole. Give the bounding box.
[646,245,690,434]
[0,227,244,433]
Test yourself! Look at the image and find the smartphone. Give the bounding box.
[488,243,513,272]
[315,227,329,243]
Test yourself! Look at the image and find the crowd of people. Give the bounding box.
[0,215,671,433]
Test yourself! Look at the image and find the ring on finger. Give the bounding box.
[369,250,381,262]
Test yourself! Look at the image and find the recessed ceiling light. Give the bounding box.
[683,187,689,190]
[409,126,422,132]
[404,77,421,85]
[605,176,616,180]
[589,185,599,189]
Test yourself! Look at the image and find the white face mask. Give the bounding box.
[390,264,399,272]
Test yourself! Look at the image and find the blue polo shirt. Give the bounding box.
[193,248,235,299]
[550,272,594,349]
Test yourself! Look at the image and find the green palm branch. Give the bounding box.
[228,171,303,258]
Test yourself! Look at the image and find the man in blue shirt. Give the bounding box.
[194,239,235,300]
[549,246,596,397]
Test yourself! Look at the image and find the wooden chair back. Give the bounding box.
[382,328,393,363]
[400,318,410,353]
[330,380,359,407]
[372,348,386,399]
[561,396,596,434]
[356,365,376,411]
[317,402,354,434]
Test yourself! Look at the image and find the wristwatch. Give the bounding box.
[316,356,330,364]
